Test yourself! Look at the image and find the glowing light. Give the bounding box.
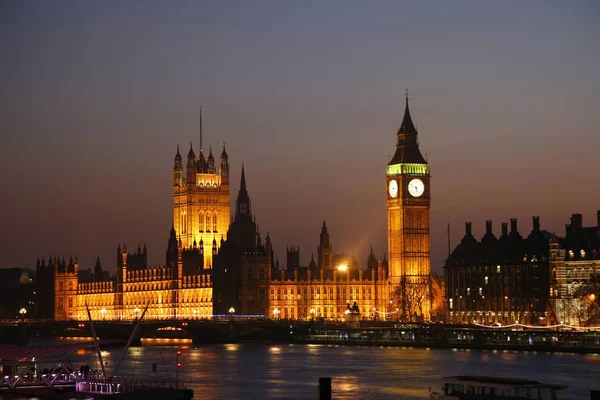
[19,308,27,315]
[337,265,348,272]
[228,307,235,314]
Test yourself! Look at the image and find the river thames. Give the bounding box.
[48,343,600,399]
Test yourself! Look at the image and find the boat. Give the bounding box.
[0,344,87,399]
[73,303,194,400]
[429,376,567,399]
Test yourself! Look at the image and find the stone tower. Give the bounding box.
[173,109,230,269]
[386,92,431,319]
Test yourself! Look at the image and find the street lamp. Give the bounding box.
[134,307,141,320]
[273,308,280,320]
[19,308,27,320]
[228,307,235,320]
[309,308,315,321]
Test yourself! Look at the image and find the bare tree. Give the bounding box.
[392,275,432,322]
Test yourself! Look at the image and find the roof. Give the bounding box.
[388,99,427,165]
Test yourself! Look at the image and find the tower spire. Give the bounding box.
[398,89,417,135]
[240,164,247,193]
[199,106,203,152]
[236,165,251,216]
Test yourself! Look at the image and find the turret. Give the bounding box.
[94,256,102,280]
[212,237,218,256]
[207,146,215,174]
[220,143,229,185]
[186,142,196,185]
[174,145,183,187]
[197,149,208,174]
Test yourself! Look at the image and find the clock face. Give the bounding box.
[388,179,398,198]
[408,178,425,197]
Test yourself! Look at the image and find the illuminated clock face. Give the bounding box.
[388,179,398,198]
[408,178,425,197]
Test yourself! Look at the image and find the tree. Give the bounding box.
[571,273,600,327]
[392,275,432,322]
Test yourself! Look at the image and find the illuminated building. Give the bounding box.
[173,109,230,269]
[386,92,433,320]
[549,212,600,326]
[51,102,442,322]
[445,218,551,325]
[268,224,390,321]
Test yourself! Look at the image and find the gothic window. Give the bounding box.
[59,282,64,291]
[68,298,73,307]
[199,213,203,232]
[212,214,217,233]
[206,215,211,232]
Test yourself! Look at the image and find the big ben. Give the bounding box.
[386,91,431,319]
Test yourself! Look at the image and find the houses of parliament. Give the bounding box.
[41,99,443,322]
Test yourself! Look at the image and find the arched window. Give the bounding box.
[206,215,211,232]
[199,213,203,232]
[212,214,217,232]
[59,282,64,291]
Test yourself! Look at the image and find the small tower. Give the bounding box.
[318,221,333,270]
[220,143,229,186]
[207,146,215,174]
[186,142,196,186]
[174,145,183,187]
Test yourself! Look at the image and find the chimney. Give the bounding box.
[565,224,571,236]
[485,220,492,235]
[465,222,472,236]
[501,223,508,236]
[533,216,540,231]
[510,218,517,234]
[571,214,583,230]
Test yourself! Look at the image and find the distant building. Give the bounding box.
[49,102,444,322]
[549,212,600,326]
[445,217,552,325]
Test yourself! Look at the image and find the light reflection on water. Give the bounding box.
[4,344,600,400]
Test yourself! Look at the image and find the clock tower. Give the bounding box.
[386,92,431,319]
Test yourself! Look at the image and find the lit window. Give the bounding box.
[199,213,203,232]
[206,215,211,232]
[212,214,217,232]
[497,265,501,273]
[449,298,453,310]
[484,276,489,285]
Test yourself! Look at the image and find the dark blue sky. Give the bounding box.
[1,1,599,272]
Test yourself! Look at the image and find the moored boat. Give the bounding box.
[429,376,567,399]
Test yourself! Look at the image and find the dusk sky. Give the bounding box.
[1,1,599,273]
